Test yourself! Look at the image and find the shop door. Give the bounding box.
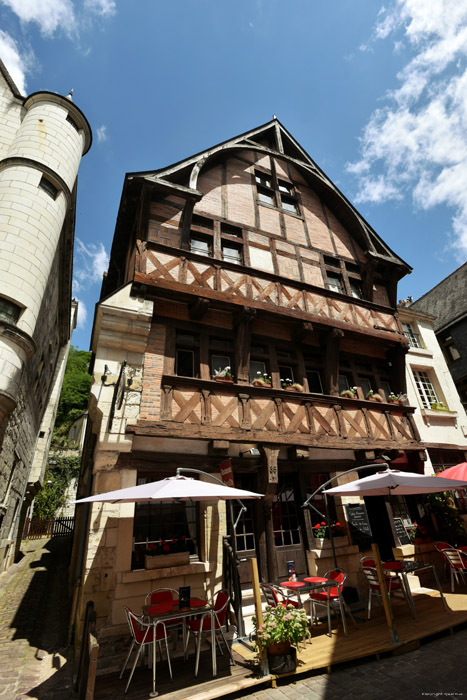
[363,495,395,560]
[272,479,307,579]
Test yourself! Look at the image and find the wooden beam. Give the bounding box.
[322,328,344,395]
[189,297,210,320]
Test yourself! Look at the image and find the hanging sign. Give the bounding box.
[219,458,235,487]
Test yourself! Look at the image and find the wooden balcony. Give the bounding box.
[134,245,403,342]
[127,377,420,451]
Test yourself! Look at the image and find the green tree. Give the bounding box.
[54,347,92,432]
[34,456,81,519]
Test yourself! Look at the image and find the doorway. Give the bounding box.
[363,495,395,560]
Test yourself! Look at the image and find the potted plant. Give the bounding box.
[387,392,401,404]
[340,386,357,399]
[313,521,329,539]
[281,379,304,392]
[430,400,448,412]
[252,372,272,387]
[213,366,234,383]
[252,603,310,673]
[145,536,190,569]
[366,390,383,402]
[408,523,431,545]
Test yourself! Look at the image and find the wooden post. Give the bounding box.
[250,557,269,676]
[371,543,399,645]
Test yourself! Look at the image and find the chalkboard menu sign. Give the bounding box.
[345,503,373,549]
[393,518,411,545]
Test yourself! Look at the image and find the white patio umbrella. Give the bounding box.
[73,474,263,504]
[324,468,467,497]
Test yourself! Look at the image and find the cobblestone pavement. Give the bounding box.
[1,537,466,700]
[0,537,74,700]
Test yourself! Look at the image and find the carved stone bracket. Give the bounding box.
[239,393,251,429]
[160,384,173,420]
[262,444,280,485]
[201,389,211,425]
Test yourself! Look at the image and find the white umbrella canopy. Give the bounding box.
[324,468,467,497]
[73,474,263,504]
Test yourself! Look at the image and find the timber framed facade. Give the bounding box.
[73,120,425,660]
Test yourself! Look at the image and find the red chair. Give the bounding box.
[442,548,467,592]
[260,582,300,609]
[360,565,410,619]
[308,568,349,636]
[185,589,236,677]
[119,607,172,694]
[144,588,182,647]
[434,542,455,578]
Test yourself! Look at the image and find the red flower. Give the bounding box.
[321,521,326,526]
[163,544,170,552]
[148,543,156,551]
[336,522,341,527]
[314,524,320,529]
[172,538,177,544]
[161,539,166,545]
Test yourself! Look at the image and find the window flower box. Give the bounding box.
[145,552,190,569]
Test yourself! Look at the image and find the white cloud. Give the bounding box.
[0,30,28,93]
[84,0,116,17]
[96,125,108,143]
[73,239,109,295]
[0,0,76,36]
[348,0,467,257]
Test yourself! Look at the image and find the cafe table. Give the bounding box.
[143,597,215,698]
[382,560,448,621]
[280,577,334,636]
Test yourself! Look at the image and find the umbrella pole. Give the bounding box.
[324,493,338,570]
[371,543,399,645]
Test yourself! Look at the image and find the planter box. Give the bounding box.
[214,377,234,384]
[145,552,190,569]
[312,536,349,549]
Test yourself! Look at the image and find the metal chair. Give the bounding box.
[185,589,236,677]
[308,568,349,636]
[260,582,300,609]
[144,588,182,647]
[360,565,410,619]
[442,548,467,592]
[120,607,172,694]
[434,542,456,579]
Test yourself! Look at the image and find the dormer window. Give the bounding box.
[0,297,21,325]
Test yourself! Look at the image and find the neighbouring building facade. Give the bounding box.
[0,60,91,570]
[410,263,467,414]
[73,119,430,660]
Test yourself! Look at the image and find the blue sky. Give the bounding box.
[1,0,467,350]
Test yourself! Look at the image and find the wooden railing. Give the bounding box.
[23,516,75,540]
[128,377,420,451]
[134,245,402,340]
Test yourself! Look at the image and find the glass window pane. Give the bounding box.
[222,244,242,264]
[350,281,362,299]
[211,355,231,377]
[279,365,294,382]
[258,188,274,205]
[250,360,267,382]
[281,196,298,213]
[190,236,211,256]
[360,378,372,396]
[176,349,194,377]
[327,274,343,293]
[338,374,350,393]
[306,370,323,393]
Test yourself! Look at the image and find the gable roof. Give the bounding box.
[0,58,24,99]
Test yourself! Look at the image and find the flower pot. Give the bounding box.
[267,645,297,674]
[145,552,190,569]
[267,641,291,656]
[214,377,234,384]
[388,399,401,405]
[285,385,304,392]
[252,380,271,387]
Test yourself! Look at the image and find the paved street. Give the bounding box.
[0,536,466,699]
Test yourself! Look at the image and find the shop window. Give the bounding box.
[402,323,422,348]
[190,234,212,257]
[412,369,438,408]
[222,242,242,265]
[233,474,256,552]
[39,176,58,200]
[175,331,199,377]
[0,297,21,325]
[272,481,302,547]
[132,474,199,570]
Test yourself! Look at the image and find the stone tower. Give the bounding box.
[0,60,91,570]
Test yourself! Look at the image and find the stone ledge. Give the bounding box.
[121,561,211,584]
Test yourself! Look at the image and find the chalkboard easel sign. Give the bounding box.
[344,503,373,550]
[393,517,411,546]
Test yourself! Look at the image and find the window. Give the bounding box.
[221,222,242,237]
[279,365,294,385]
[175,331,199,377]
[402,323,422,348]
[222,242,242,265]
[211,354,231,377]
[327,274,344,294]
[349,280,362,299]
[306,370,323,393]
[255,171,300,214]
[250,359,267,382]
[233,474,256,552]
[441,335,461,362]
[190,234,212,257]
[272,481,302,547]
[191,214,214,231]
[132,474,198,569]
[39,176,58,200]
[0,298,21,325]
[412,369,438,408]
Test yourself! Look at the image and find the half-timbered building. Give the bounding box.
[73,120,424,653]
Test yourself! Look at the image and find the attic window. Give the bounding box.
[39,176,58,200]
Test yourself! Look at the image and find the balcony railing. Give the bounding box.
[127,376,420,451]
